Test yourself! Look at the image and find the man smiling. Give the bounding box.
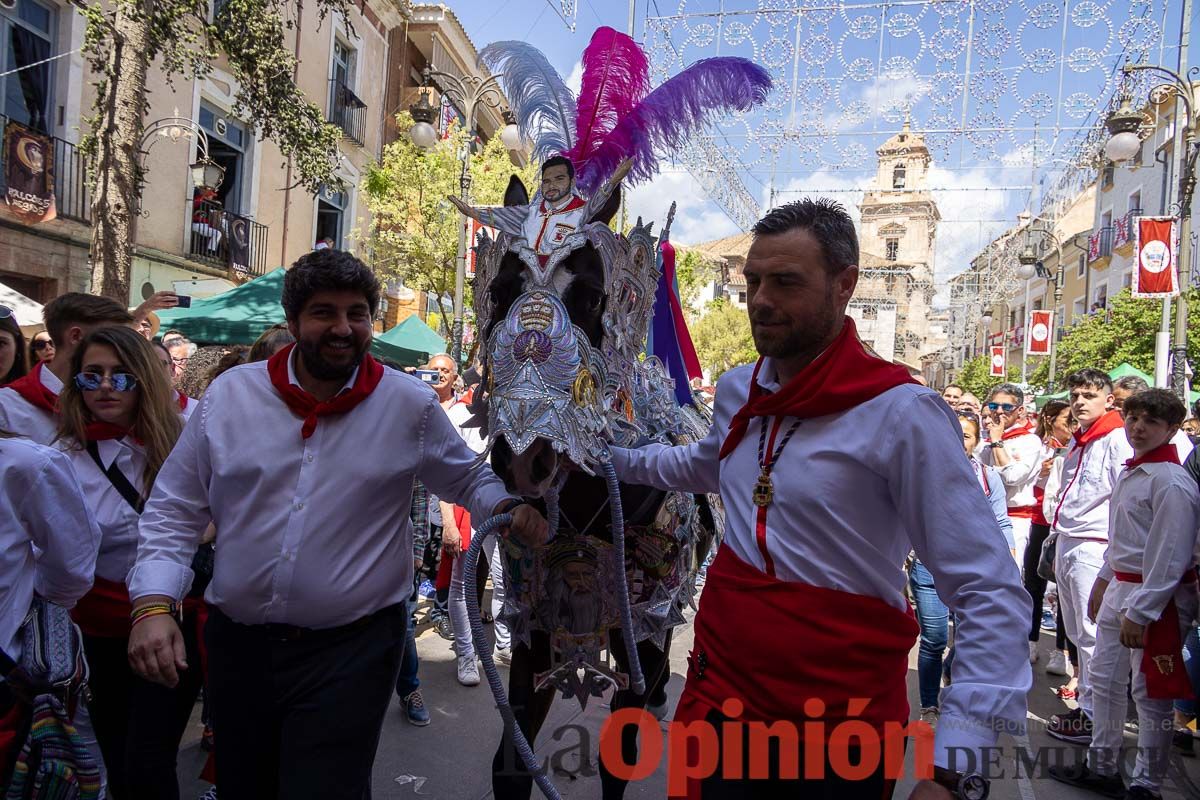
[126,249,548,799]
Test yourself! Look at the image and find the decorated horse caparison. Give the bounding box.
[449,28,771,800]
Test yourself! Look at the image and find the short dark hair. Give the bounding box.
[281,249,380,321]
[987,382,1025,405]
[1114,375,1150,394]
[752,198,858,275]
[1066,368,1113,393]
[0,314,27,384]
[1123,388,1186,427]
[43,293,133,345]
[542,156,574,180]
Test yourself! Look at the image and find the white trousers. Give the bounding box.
[450,533,510,659]
[1090,579,1198,790]
[1010,515,1032,568]
[1055,536,1107,717]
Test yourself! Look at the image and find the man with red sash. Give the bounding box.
[980,383,1043,571]
[1046,369,1134,744]
[1050,388,1199,800]
[126,249,549,800]
[610,199,1031,799]
[0,293,133,443]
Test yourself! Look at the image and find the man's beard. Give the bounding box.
[296,333,367,381]
[749,286,840,361]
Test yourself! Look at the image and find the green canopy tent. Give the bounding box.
[375,314,447,361]
[155,268,427,366]
[1034,362,1198,406]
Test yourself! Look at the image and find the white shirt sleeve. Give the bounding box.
[884,393,1032,768]
[128,397,214,601]
[21,448,101,607]
[995,434,1043,488]
[417,395,514,525]
[1122,474,1200,625]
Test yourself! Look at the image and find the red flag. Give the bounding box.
[989,346,1006,377]
[1133,217,1180,298]
[1025,310,1053,356]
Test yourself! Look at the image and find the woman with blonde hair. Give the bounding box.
[55,324,202,798]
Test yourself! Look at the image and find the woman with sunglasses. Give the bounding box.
[0,305,28,385]
[28,330,54,365]
[55,325,200,799]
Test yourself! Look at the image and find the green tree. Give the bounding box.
[1028,288,1200,389]
[692,299,756,381]
[955,353,1021,399]
[673,249,721,314]
[83,0,351,300]
[363,113,537,337]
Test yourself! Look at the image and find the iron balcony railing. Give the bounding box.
[328,79,367,146]
[1087,226,1115,262]
[189,199,269,277]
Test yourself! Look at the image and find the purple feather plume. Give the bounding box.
[566,27,650,171]
[575,57,772,193]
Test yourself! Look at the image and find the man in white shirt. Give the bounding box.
[126,250,549,800]
[609,199,1030,800]
[980,383,1043,572]
[1046,368,1132,745]
[0,293,133,443]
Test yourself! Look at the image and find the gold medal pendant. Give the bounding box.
[753,469,774,507]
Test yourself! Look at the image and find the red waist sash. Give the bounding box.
[71,577,206,640]
[669,545,920,797]
[1112,569,1197,698]
[1008,505,1038,520]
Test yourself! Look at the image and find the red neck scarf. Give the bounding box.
[719,317,918,459]
[1125,441,1180,470]
[83,422,132,442]
[175,390,190,413]
[6,361,59,414]
[267,343,384,439]
[1002,420,1037,440]
[1072,408,1124,450]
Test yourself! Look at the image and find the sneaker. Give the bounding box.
[457,655,480,686]
[1048,707,1093,745]
[1046,649,1069,676]
[436,616,454,641]
[494,646,511,666]
[1125,786,1163,800]
[1047,762,1124,798]
[1173,728,1195,757]
[401,690,431,727]
[919,707,940,729]
[1041,609,1057,632]
[1029,641,1040,664]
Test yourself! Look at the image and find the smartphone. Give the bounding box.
[415,369,439,384]
[175,295,192,308]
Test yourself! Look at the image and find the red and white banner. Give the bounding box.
[1025,310,1054,356]
[1132,216,1180,298]
[989,346,1006,377]
[463,214,498,279]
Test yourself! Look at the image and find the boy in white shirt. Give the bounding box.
[1050,388,1200,800]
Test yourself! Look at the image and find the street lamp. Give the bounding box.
[141,111,225,197]
[499,111,522,151]
[981,311,993,327]
[407,66,507,366]
[1015,244,1038,280]
[1104,62,1199,400]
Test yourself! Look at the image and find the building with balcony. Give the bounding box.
[0,0,414,310]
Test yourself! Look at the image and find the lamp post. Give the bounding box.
[1016,243,1038,384]
[408,67,519,366]
[139,110,225,213]
[1021,225,1065,392]
[1105,62,1199,400]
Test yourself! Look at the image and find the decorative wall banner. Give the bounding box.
[989,345,1006,377]
[1132,216,1180,298]
[3,121,56,224]
[1025,310,1054,356]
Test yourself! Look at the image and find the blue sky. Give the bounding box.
[447,0,1196,292]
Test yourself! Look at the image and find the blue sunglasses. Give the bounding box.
[74,372,139,392]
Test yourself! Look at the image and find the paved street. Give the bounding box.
[176,591,1200,800]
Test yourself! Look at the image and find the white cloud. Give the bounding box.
[624,169,741,246]
[565,61,583,95]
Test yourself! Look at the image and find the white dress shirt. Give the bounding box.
[610,359,1032,768]
[1098,462,1200,626]
[0,365,62,444]
[1171,429,1193,463]
[979,425,1043,508]
[1051,425,1134,542]
[127,352,515,628]
[0,437,101,662]
[59,437,146,584]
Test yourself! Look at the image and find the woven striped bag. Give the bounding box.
[3,695,100,800]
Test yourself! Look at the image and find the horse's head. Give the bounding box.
[474,174,646,497]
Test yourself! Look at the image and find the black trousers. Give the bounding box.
[205,604,405,800]
[699,711,897,800]
[82,616,204,800]
[492,628,673,800]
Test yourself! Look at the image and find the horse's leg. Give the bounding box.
[598,630,674,800]
[492,631,558,800]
